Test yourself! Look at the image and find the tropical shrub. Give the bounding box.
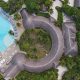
[16,69,57,80]
[55,6,63,28]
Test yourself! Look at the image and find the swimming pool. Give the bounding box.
[0,15,15,52]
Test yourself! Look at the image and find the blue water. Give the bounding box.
[0,15,14,52]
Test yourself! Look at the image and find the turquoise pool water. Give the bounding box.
[0,15,15,52]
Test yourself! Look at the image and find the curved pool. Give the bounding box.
[0,15,15,52]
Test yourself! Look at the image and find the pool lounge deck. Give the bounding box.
[0,43,20,72]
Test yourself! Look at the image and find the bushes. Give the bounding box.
[60,32,80,79]
[60,56,76,70]
[16,69,57,80]
[0,0,9,12]
[55,6,63,28]
[61,0,80,52]
[24,0,40,13]
[61,55,80,80]
[0,74,4,80]
[24,0,53,14]
[61,4,80,31]
[61,0,68,5]
[59,1,80,79]
[0,0,23,14]
[8,0,24,14]
[63,69,80,80]
[18,28,52,59]
[14,13,21,21]
[0,0,52,17]
[37,12,50,18]
[60,55,80,79]
[76,32,80,53]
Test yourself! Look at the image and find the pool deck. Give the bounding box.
[0,43,20,71]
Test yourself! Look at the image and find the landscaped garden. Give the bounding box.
[0,0,53,17]
[18,28,52,60]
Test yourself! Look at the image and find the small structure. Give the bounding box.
[62,22,78,56]
[74,0,80,7]
[57,65,68,80]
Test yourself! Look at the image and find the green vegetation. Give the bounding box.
[61,0,68,5]
[24,0,53,14]
[55,6,63,28]
[63,69,80,80]
[61,1,80,31]
[24,0,40,13]
[61,0,80,52]
[0,0,9,12]
[37,12,50,18]
[0,0,80,79]
[16,69,57,80]
[0,0,53,17]
[14,13,21,21]
[9,30,14,36]
[60,56,76,70]
[76,32,80,53]
[8,0,24,14]
[60,55,80,80]
[19,28,52,59]
[0,74,4,80]
[0,0,23,14]
[59,0,80,79]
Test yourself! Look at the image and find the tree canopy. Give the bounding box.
[0,0,53,14]
[16,69,57,80]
